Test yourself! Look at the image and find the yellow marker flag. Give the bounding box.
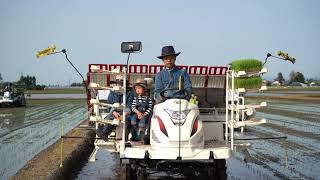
[36,45,57,58]
[277,51,296,64]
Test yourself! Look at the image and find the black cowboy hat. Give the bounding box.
[157,46,181,59]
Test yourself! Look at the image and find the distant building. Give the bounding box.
[310,82,317,86]
[271,81,281,86]
[291,82,307,87]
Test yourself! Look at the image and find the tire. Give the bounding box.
[120,161,147,180]
[208,159,227,180]
[215,159,227,180]
[136,167,146,180]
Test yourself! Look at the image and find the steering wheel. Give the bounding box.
[159,88,189,99]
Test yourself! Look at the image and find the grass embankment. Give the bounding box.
[248,93,320,102]
[26,88,85,94]
[267,86,320,91]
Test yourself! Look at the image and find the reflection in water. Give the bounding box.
[0,100,87,179]
[77,149,120,180]
[0,108,26,135]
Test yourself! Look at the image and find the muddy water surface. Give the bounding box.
[1,93,319,179]
[0,99,87,179]
[228,98,320,179]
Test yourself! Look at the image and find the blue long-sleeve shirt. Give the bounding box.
[154,66,192,100]
[109,90,135,114]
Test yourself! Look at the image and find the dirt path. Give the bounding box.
[11,121,95,179]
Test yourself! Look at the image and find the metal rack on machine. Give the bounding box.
[87,68,125,161]
[225,66,268,150]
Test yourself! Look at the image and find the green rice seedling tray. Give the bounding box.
[234,76,262,89]
[230,59,263,73]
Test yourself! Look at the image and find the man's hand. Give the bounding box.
[112,111,121,119]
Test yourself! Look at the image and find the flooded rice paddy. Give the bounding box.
[78,93,320,180]
[0,99,87,179]
[226,98,320,180]
[25,93,86,99]
[1,92,320,179]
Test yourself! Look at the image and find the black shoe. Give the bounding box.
[95,128,108,141]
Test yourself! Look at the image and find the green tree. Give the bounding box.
[18,75,37,89]
[0,73,3,87]
[294,72,305,83]
[289,71,305,84]
[70,82,83,87]
[0,73,3,88]
[275,72,285,85]
[289,70,295,84]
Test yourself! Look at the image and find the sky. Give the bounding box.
[0,0,319,85]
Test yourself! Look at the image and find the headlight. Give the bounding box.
[164,109,191,124]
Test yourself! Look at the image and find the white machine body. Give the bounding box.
[150,99,203,148]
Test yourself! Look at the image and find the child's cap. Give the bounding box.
[133,78,148,89]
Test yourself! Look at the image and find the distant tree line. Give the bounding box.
[0,73,42,90]
[273,71,319,86]
[274,72,285,85]
[1,72,82,90]
[17,75,46,90]
[288,71,305,84]
[70,82,84,87]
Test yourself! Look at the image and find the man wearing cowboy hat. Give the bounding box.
[154,45,192,103]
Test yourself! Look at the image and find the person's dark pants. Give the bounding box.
[130,102,150,140]
[100,113,131,141]
[130,114,148,129]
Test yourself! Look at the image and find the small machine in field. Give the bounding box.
[0,83,26,108]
